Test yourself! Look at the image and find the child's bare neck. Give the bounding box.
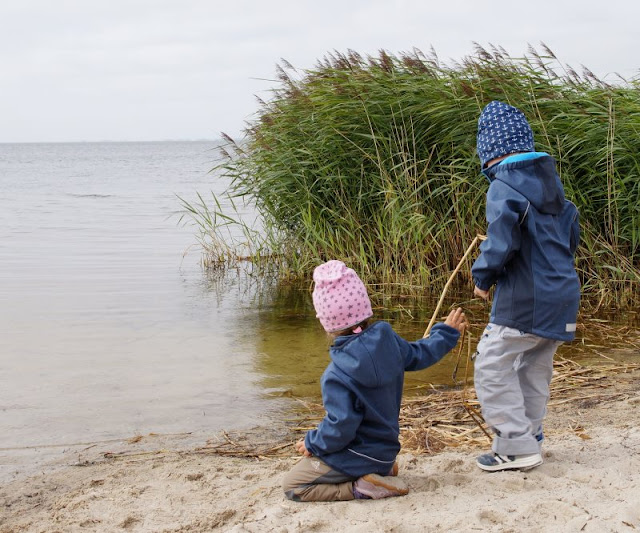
[485,152,527,168]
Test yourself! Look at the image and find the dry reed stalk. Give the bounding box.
[423,234,486,338]
[194,357,639,459]
[395,357,639,455]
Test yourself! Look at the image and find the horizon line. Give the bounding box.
[0,138,227,145]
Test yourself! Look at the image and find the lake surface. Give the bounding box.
[0,141,289,452]
[1,141,635,463]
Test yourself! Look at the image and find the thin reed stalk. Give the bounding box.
[423,234,486,337]
[195,356,639,458]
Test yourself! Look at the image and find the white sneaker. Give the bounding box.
[476,452,543,472]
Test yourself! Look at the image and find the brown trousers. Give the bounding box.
[282,457,357,502]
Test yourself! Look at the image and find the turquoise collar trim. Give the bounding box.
[499,152,549,165]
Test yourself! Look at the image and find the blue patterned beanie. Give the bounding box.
[476,101,534,168]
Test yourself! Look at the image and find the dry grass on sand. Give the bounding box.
[2,356,640,533]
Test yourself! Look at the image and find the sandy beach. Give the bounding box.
[2,368,639,533]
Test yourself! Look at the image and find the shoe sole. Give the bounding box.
[477,456,543,472]
[361,474,409,495]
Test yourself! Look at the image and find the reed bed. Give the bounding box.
[187,44,640,308]
[197,355,640,459]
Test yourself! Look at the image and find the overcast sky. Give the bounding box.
[1,0,638,143]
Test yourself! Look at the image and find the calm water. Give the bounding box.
[1,142,635,461]
[0,142,289,451]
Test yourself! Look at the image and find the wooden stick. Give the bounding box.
[463,403,493,442]
[423,234,486,338]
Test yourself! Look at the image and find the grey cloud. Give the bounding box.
[0,0,638,142]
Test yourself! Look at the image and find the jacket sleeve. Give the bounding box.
[569,204,580,255]
[471,182,529,290]
[305,374,363,456]
[401,323,460,371]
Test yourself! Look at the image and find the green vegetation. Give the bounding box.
[187,44,640,308]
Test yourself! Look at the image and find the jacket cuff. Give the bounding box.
[473,277,492,291]
[304,432,316,455]
[432,322,461,339]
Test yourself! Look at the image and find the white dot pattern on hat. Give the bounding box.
[477,100,534,167]
[312,260,373,333]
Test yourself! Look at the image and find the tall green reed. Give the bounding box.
[193,45,640,308]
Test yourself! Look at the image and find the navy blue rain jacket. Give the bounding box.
[471,153,580,341]
[304,321,459,477]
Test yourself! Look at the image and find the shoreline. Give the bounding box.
[2,371,639,532]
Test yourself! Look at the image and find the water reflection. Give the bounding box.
[249,283,331,398]
[0,141,281,451]
[236,272,639,401]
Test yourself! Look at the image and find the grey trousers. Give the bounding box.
[282,457,356,502]
[474,323,562,455]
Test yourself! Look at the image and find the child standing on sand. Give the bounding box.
[282,260,466,501]
[471,100,581,471]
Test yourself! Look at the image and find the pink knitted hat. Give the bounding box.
[312,260,373,333]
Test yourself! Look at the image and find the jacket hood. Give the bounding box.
[486,153,565,215]
[330,322,401,388]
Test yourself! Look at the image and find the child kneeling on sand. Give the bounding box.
[282,260,466,501]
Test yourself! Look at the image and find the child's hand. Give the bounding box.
[295,439,312,457]
[444,307,467,334]
[474,286,489,300]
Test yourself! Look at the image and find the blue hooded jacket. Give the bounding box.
[304,321,459,477]
[471,152,580,341]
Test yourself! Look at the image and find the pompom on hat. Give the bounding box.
[312,260,373,333]
[477,100,535,168]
